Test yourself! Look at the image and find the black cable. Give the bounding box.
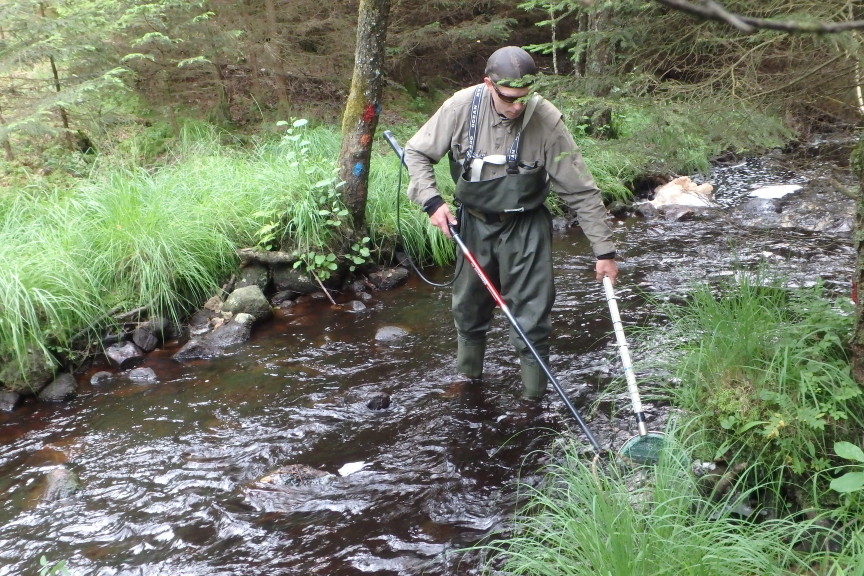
[388,133,463,288]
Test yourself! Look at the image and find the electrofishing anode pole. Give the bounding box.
[382,130,603,455]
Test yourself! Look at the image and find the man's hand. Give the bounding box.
[596,259,618,283]
[429,204,458,238]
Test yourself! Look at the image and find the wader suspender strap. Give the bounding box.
[461,87,540,178]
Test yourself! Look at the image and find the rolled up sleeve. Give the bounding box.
[404,102,458,208]
[545,120,616,257]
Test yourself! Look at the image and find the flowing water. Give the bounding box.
[0,150,856,576]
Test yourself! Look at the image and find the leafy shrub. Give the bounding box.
[653,273,861,481]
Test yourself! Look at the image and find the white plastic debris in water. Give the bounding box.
[338,461,366,476]
[748,184,802,199]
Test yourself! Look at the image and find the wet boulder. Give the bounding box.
[0,390,22,412]
[367,267,409,290]
[173,312,256,361]
[39,467,81,502]
[132,317,171,353]
[188,308,219,336]
[270,290,296,308]
[106,341,145,370]
[272,264,318,295]
[731,183,854,234]
[633,202,659,219]
[0,349,55,394]
[366,393,391,410]
[254,464,332,487]
[222,285,273,323]
[37,372,77,402]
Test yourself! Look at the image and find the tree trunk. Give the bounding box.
[48,54,75,150]
[0,106,14,161]
[583,6,616,97]
[337,0,391,231]
[39,2,73,150]
[850,137,864,383]
[264,0,291,109]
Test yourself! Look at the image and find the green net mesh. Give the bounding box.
[618,433,666,465]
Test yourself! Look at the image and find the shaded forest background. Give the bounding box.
[2,0,862,174]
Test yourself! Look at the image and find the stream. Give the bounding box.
[0,145,857,576]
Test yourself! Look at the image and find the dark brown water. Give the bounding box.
[0,152,856,576]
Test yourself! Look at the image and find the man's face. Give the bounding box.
[484,78,531,119]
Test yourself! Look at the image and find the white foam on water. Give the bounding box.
[748,184,802,199]
[338,461,367,476]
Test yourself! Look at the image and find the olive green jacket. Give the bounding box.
[404,84,616,257]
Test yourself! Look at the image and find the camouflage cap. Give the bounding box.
[484,46,537,87]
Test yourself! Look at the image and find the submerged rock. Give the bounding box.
[173,312,256,361]
[374,325,409,342]
[366,393,391,410]
[254,464,332,487]
[39,467,81,502]
[37,373,77,402]
[128,367,158,383]
[106,341,145,370]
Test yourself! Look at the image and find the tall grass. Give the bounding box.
[367,148,455,266]
[648,273,862,480]
[0,120,453,381]
[76,168,238,317]
[476,436,824,575]
[0,192,103,386]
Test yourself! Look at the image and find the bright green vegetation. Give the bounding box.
[478,434,864,575]
[0,118,441,383]
[1,84,785,384]
[1,1,861,573]
[480,273,864,574]
[557,93,792,202]
[655,274,862,479]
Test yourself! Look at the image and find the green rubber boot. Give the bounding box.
[520,357,547,400]
[456,338,486,380]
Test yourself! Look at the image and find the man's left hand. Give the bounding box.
[596,259,618,283]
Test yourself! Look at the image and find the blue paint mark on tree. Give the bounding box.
[353,162,364,177]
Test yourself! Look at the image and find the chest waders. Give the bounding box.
[449,87,554,400]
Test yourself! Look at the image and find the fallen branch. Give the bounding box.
[237,248,298,266]
[310,270,337,305]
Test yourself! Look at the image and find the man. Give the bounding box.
[403,46,618,400]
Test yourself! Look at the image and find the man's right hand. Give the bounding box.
[429,204,458,238]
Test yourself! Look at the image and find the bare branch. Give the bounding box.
[653,0,864,34]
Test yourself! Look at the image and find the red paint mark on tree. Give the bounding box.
[362,104,376,123]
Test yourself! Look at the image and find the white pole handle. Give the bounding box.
[603,276,648,436]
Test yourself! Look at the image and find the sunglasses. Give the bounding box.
[490,82,529,104]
